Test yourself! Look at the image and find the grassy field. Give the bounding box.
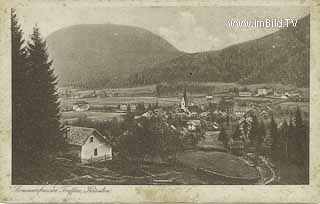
[15,157,241,185]
[61,111,126,122]
[177,151,258,179]
[60,96,181,110]
[197,131,226,152]
[59,85,156,96]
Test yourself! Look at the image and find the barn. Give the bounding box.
[63,126,112,163]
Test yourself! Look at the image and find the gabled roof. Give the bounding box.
[187,120,201,126]
[65,125,109,146]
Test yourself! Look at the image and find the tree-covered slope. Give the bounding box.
[129,15,309,87]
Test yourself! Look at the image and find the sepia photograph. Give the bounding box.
[10,4,311,186]
[1,0,320,203]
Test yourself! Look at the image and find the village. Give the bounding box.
[52,84,309,185]
[10,6,310,188]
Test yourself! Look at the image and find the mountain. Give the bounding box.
[129,15,309,87]
[46,24,183,88]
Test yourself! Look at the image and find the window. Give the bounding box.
[90,137,93,143]
[94,148,98,156]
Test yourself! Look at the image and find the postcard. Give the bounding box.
[0,0,319,203]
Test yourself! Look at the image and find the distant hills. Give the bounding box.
[129,15,309,87]
[47,15,309,89]
[46,24,183,88]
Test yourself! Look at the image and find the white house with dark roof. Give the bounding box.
[72,101,90,111]
[187,120,201,131]
[63,126,112,163]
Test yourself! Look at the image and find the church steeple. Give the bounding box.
[183,87,188,106]
[181,87,188,111]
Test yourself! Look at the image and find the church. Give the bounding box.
[181,88,188,111]
[180,88,192,116]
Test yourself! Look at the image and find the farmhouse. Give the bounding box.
[72,101,90,111]
[63,126,112,163]
[257,88,268,96]
[206,95,213,100]
[119,104,128,112]
[233,105,250,118]
[187,120,201,131]
[131,104,137,111]
[238,91,252,97]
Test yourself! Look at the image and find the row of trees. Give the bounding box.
[12,10,63,183]
[219,107,309,183]
[118,116,182,165]
[270,107,309,166]
[228,107,308,164]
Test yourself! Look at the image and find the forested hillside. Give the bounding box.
[128,15,309,87]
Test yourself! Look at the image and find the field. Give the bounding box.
[62,111,126,123]
[60,96,181,110]
[197,131,227,152]
[59,84,309,123]
[177,151,258,179]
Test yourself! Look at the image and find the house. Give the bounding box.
[233,105,250,118]
[273,89,284,97]
[142,110,153,119]
[206,95,213,100]
[63,126,112,163]
[238,91,252,97]
[130,104,137,111]
[188,104,200,113]
[200,111,210,118]
[285,91,301,98]
[258,87,273,96]
[187,120,201,131]
[257,88,268,96]
[219,98,234,114]
[72,101,90,112]
[119,104,128,112]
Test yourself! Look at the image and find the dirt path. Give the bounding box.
[258,157,277,184]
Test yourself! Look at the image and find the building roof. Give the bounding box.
[65,126,109,146]
[187,120,201,126]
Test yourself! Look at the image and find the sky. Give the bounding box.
[16,6,309,53]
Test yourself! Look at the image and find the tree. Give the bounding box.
[136,102,146,114]
[242,117,250,138]
[232,124,242,140]
[279,120,289,161]
[287,117,296,162]
[219,127,229,147]
[285,108,309,183]
[240,86,249,92]
[270,115,279,159]
[126,104,131,112]
[11,9,29,180]
[256,121,265,155]
[293,107,308,166]
[26,26,63,165]
[249,115,259,143]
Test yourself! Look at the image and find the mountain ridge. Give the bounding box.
[46,23,184,88]
[47,15,309,88]
[128,15,309,87]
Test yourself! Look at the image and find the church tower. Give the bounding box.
[181,88,188,111]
